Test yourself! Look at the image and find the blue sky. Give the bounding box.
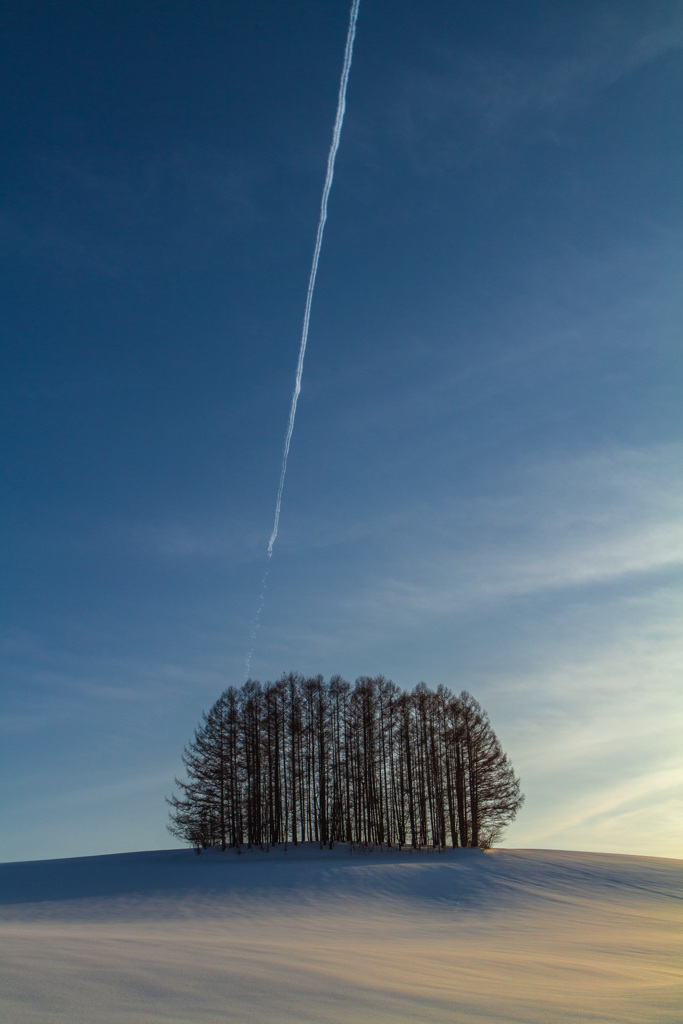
[1,0,682,862]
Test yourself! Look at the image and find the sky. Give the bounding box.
[1,0,681,864]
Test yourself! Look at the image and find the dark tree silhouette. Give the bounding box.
[168,675,523,852]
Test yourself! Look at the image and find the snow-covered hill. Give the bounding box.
[1,845,681,1023]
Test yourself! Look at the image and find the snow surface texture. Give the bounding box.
[1,845,681,1023]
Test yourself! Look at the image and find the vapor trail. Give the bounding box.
[268,0,360,558]
[246,0,361,676]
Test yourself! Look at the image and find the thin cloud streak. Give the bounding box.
[388,5,683,153]
[489,592,683,855]
[512,764,683,851]
[340,444,683,626]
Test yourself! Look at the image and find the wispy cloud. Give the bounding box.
[510,762,683,852]
[457,13,683,131]
[484,580,683,855]
[370,4,683,173]
[336,444,683,628]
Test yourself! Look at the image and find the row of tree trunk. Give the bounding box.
[167,674,523,852]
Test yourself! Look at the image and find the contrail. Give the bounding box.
[246,0,361,677]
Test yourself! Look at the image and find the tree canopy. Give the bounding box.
[168,674,523,852]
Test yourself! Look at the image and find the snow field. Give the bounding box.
[1,846,681,1023]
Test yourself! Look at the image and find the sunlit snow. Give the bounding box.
[1,844,681,1023]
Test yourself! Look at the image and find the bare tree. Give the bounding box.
[168,675,524,851]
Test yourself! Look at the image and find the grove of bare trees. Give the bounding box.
[167,674,523,852]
